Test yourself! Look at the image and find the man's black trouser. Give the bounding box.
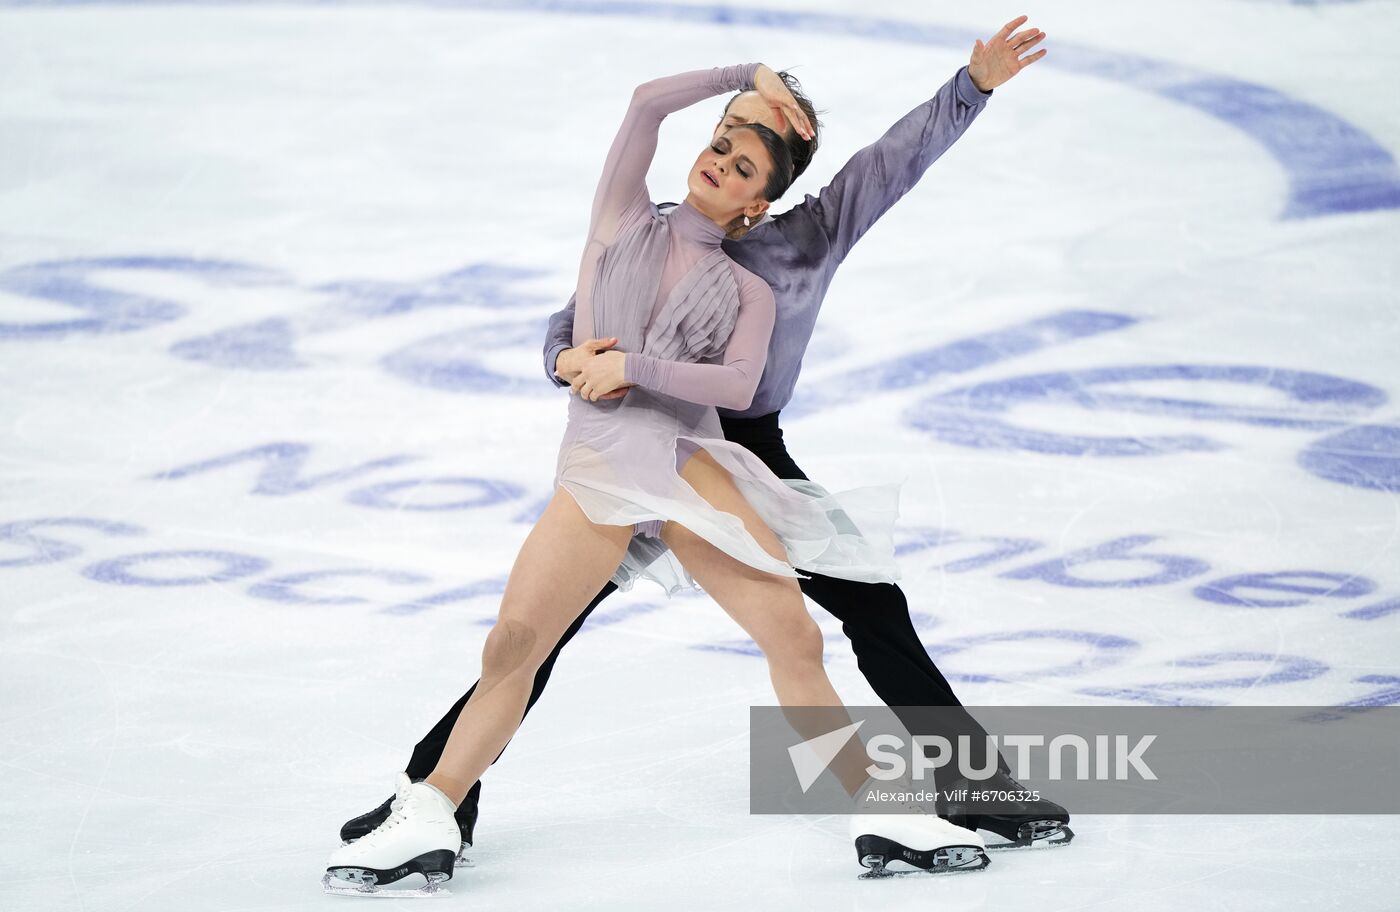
[406,410,1002,809]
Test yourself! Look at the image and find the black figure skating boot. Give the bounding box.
[941,769,1074,850]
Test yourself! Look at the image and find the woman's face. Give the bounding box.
[686,128,773,219]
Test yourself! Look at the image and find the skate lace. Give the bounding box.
[373,796,408,838]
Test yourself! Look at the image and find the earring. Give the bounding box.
[743,215,751,227]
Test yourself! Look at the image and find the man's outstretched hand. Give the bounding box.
[969,15,1047,92]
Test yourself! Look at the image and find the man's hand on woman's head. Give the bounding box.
[968,15,1047,92]
[753,65,814,141]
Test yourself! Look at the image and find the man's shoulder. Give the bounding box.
[724,255,766,287]
[726,195,833,261]
[768,192,823,225]
[729,197,821,246]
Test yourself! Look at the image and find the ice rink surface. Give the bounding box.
[3,0,1399,908]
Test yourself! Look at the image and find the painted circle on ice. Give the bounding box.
[1297,424,1400,492]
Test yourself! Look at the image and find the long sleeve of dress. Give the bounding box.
[623,267,775,411]
[584,64,761,254]
[543,294,577,387]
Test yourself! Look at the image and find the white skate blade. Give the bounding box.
[321,871,450,899]
[854,835,990,879]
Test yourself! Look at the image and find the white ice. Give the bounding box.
[2,0,1399,909]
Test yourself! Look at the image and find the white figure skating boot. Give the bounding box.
[323,773,461,897]
[849,787,989,878]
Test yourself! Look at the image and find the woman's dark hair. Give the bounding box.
[728,122,794,202]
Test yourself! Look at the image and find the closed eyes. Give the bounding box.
[710,138,752,179]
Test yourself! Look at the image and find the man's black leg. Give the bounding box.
[798,572,1070,848]
[796,573,1004,772]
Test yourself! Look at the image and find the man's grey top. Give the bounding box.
[545,66,991,419]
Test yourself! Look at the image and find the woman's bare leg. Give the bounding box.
[425,489,631,804]
[661,451,870,795]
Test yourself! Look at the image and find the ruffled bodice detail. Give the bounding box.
[591,201,741,365]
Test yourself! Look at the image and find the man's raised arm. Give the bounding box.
[796,16,1045,264]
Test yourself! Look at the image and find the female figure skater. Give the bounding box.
[323,63,983,896]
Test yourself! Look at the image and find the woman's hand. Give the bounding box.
[572,350,629,401]
[753,65,814,141]
[554,337,619,382]
[968,15,1047,92]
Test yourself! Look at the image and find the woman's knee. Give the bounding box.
[759,611,826,668]
[479,618,544,681]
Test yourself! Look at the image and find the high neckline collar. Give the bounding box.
[669,200,729,245]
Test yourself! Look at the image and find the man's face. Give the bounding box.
[714,91,787,143]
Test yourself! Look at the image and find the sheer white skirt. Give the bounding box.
[553,389,901,595]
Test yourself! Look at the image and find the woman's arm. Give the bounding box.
[574,269,775,410]
[587,64,762,251]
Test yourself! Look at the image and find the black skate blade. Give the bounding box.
[854,835,990,879]
[324,849,455,898]
[983,821,1075,851]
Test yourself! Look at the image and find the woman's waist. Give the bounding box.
[564,388,718,431]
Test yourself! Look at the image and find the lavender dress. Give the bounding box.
[556,64,900,593]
